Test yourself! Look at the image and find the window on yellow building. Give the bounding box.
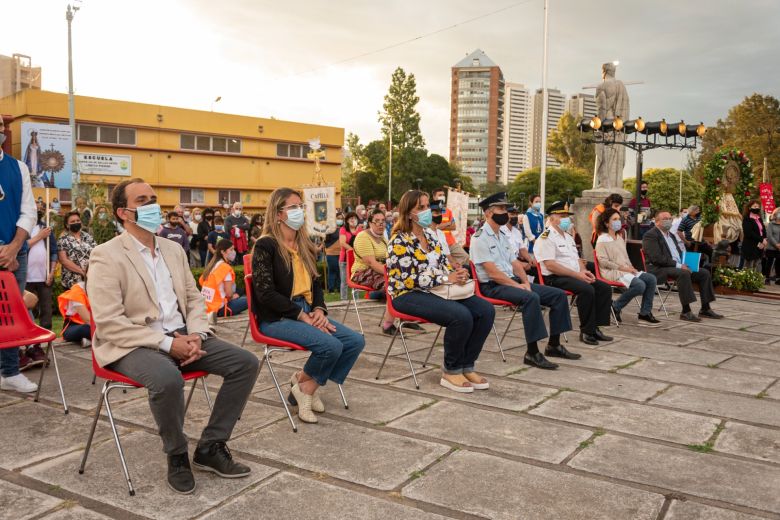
[218,190,241,205]
[180,133,241,154]
[276,143,324,159]
[78,124,136,146]
[181,188,205,204]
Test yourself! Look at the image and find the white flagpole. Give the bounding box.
[45,188,50,274]
[539,0,550,211]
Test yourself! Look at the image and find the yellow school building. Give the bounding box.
[0,89,343,211]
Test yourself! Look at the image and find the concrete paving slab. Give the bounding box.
[510,365,668,401]
[403,450,664,520]
[599,341,733,366]
[719,356,780,378]
[545,346,639,371]
[255,380,435,425]
[665,500,765,519]
[0,392,22,407]
[618,359,774,395]
[391,370,556,411]
[695,338,780,361]
[767,383,780,399]
[0,402,117,470]
[693,318,762,331]
[283,352,434,385]
[403,348,528,377]
[23,431,277,519]
[678,324,770,344]
[714,422,780,464]
[530,392,719,445]
[202,472,449,520]
[231,417,449,491]
[610,326,699,346]
[568,434,780,514]
[0,479,62,520]
[40,505,115,520]
[744,323,780,336]
[652,386,780,427]
[389,401,591,463]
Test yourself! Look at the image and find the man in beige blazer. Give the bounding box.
[88,178,259,494]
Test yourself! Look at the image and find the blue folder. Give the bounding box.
[683,252,701,272]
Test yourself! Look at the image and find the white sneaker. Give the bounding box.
[1,374,38,393]
[207,312,217,326]
[81,338,92,348]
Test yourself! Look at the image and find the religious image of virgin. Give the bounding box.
[24,130,45,188]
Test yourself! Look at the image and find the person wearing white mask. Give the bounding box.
[251,187,364,424]
[224,202,250,265]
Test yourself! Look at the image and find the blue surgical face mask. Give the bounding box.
[532,202,542,211]
[215,225,224,232]
[336,219,344,226]
[285,208,305,231]
[610,220,623,232]
[559,217,572,232]
[415,209,433,228]
[131,203,162,234]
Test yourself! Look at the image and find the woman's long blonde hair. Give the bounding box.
[262,187,319,278]
[392,190,429,236]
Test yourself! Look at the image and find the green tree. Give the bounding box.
[508,166,592,207]
[378,67,425,151]
[695,94,780,194]
[622,168,703,214]
[548,112,596,170]
[478,181,507,197]
[341,132,362,202]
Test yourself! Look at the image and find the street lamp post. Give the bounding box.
[539,0,550,211]
[66,3,79,195]
[388,120,393,205]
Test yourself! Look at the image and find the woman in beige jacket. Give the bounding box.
[595,208,661,326]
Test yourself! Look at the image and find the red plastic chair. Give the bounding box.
[376,269,442,389]
[0,272,67,413]
[639,249,671,317]
[341,249,381,335]
[78,313,212,496]
[591,255,623,327]
[242,259,349,433]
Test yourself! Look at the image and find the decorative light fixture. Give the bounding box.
[578,116,602,132]
[640,119,668,136]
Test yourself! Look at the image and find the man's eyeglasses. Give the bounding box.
[371,220,386,225]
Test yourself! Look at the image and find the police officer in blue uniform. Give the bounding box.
[470,192,578,370]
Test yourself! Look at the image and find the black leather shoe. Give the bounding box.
[167,453,195,494]
[637,313,662,327]
[544,344,582,360]
[406,323,424,331]
[579,332,599,346]
[523,352,558,370]
[594,328,613,342]
[680,311,702,322]
[193,442,251,478]
[699,308,724,319]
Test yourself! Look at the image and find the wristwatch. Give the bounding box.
[198,332,209,343]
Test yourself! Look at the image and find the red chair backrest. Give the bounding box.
[382,267,429,323]
[640,249,648,271]
[592,255,604,279]
[243,253,252,275]
[468,262,485,298]
[243,271,306,351]
[0,271,55,349]
[535,264,547,285]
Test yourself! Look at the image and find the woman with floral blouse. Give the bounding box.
[386,190,495,394]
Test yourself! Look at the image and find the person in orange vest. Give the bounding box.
[199,238,247,324]
[58,277,92,348]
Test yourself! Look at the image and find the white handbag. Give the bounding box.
[430,279,475,300]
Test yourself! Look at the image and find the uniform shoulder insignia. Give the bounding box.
[473,228,483,237]
[539,230,550,239]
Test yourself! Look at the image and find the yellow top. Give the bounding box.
[289,249,313,304]
[351,230,388,276]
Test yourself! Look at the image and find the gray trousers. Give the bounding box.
[108,336,259,455]
[650,266,715,308]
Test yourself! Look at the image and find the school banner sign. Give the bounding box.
[77,152,132,176]
[302,185,337,237]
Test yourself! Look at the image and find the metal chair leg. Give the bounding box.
[79,382,106,475]
[103,384,136,496]
[34,343,48,404]
[610,306,620,328]
[91,374,97,385]
[240,321,250,349]
[201,377,213,411]
[337,384,348,409]
[352,290,365,335]
[421,326,443,367]
[376,326,400,380]
[184,376,198,414]
[397,324,420,389]
[657,286,670,317]
[49,342,68,413]
[266,348,297,433]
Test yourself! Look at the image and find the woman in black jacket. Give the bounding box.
[251,187,364,424]
[196,208,215,267]
[741,200,767,270]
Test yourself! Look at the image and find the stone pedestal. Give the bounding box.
[573,188,631,261]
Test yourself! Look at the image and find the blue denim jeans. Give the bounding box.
[392,292,495,374]
[260,298,365,386]
[1,245,28,377]
[225,296,248,315]
[326,254,340,292]
[613,272,657,316]
[63,322,92,343]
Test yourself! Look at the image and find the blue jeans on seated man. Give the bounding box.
[392,291,495,375]
[1,245,27,378]
[63,322,92,343]
[613,272,657,316]
[259,297,365,386]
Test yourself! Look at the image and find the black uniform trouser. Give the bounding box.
[544,271,612,335]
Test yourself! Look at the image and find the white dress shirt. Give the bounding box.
[0,150,37,238]
[128,233,186,352]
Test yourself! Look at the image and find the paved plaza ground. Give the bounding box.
[1,288,780,519]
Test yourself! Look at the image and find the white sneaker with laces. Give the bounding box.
[81,338,92,348]
[1,374,38,393]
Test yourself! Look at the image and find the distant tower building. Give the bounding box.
[531,87,565,169]
[0,54,42,99]
[449,49,504,186]
[501,82,532,185]
[567,93,597,119]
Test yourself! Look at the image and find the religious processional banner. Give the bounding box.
[759,182,776,214]
[302,185,337,237]
[21,122,73,189]
[447,188,469,244]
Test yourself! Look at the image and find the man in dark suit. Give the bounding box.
[642,211,723,322]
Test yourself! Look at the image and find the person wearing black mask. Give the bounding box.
[742,200,768,271]
[196,208,215,267]
[629,181,653,237]
[57,211,97,289]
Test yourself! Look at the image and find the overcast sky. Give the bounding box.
[5,0,780,176]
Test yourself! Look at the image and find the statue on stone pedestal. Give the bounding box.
[594,62,630,190]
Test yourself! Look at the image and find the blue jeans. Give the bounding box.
[1,245,28,377]
[224,296,248,315]
[613,272,657,316]
[326,255,340,292]
[63,322,92,343]
[393,292,495,374]
[260,298,365,386]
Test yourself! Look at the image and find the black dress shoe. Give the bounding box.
[637,313,662,327]
[593,328,613,342]
[381,324,398,336]
[544,344,582,360]
[579,332,599,346]
[698,308,724,319]
[167,453,196,494]
[679,311,702,322]
[193,442,251,478]
[406,323,424,331]
[523,352,558,370]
